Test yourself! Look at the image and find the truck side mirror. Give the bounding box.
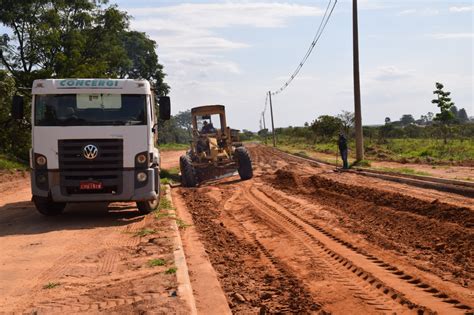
[12,95,24,120]
[159,96,171,120]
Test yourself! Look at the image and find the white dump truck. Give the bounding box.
[11,79,170,215]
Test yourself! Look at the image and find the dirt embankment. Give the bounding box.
[269,168,473,285]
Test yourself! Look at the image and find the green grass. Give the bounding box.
[159,197,175,210]
[148,258,166,267]
[275,136,474,164]
[372,167,432,177]
[161,166,180,184]
[43,282,60,289]
[134,228,156,237]
[154,210,174,220]
[175,217,191,229]
[0,154,27,171]
[159,143,189,151]
[352,159,371,167]
[154,209,191,229]
[165,267,177,274]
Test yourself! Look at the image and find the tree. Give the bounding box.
[432,82,455,143]
[0,0,169,160]
[426,112,434,122]
[310,115,343,141]
[337,110,354,137]
[400,114,415,126]
[457,108,468,123]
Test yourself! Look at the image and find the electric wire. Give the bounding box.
[259,0,337,130]
[271,0,337,96]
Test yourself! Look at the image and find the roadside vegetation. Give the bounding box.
[260,83,473,166]
[278,136,474,165]
[0,154,27,171]
[0,1,169,163]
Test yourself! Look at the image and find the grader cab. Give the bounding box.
[179,105,253,187]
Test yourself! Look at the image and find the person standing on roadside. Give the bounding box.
[338,133,349,169]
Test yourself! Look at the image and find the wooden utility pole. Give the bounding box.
[268,91,276,147]
[353,0,364,161]
[262,111,268,144]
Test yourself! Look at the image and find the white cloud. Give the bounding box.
[398,8,439,16]
[431,33,474,39]
[370,66,414,81]
[127,3,323,29]
[449,6,474,13]
[124,2,325,99]
[399,9,416,15]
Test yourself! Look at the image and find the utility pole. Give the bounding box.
[353,0,364,161]
[268,91,276,147]
[262,111,268,144]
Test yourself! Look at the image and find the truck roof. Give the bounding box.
[32,79,151,95]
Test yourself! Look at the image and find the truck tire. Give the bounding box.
[137,199,158,214]
[136,170,160,214]
[180,154,197,187]
[33,195,66,216]
[235,147,253,180]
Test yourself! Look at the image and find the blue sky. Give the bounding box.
[5,1,473,130]
[112,0,472,130]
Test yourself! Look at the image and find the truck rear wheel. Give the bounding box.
[235,147,253,180]
[180,155,197,187]
[33,196,66,216]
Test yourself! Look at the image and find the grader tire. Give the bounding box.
[235,147,253,180]
[180,155,198,187]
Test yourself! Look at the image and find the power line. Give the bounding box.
[271,0,338,96]
[259,0,337,131]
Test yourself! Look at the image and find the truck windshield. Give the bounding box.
[34,94,147,126]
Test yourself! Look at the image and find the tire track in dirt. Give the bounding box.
[247,183,472,313]
[178,187,321,314]
[240,183,420,314]
[221,186,407,314]
[266,167,474,287]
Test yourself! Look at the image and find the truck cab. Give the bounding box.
[13,78,170,215]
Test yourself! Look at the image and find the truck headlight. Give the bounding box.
[137,172,147,182]
[136,154,147,164]
[36,155,47,166]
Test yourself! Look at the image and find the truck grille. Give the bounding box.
[58,139,123,195]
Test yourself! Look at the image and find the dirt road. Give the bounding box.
[0,173,188,313]
[175,144,473,314]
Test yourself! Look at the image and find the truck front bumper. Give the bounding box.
[31,168,158,202]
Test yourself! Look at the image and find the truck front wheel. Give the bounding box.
[136,170,160,214]
[33,196,66,216]
[136,198,159,214]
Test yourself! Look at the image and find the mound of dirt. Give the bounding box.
[307,175,474,228]
[268,170,473,284]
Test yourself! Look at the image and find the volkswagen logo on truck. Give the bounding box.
[83,144,98,160]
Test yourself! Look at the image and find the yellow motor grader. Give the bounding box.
[179,105,253,187]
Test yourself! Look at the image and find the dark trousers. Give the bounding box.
[340,148,348,169]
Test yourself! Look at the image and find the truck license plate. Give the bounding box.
[79,181,103,190]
